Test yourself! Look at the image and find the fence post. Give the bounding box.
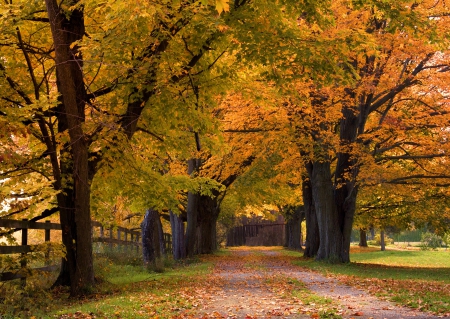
[124,230,128,251]
[45,220,50,265]
[21,219,28,287]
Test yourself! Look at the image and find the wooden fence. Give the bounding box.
[226,223,285,247]
[0,219,172,283]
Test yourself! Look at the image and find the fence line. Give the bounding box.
[0,218,172,283]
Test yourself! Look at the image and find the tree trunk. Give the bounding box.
[285,206,304,250]
[309,160,346,262]
[197,195,219,254]
[305,102,361,263]
[380,230,386,251]
[303,169,320,257]
[45,0,94,295]
[185,158,201,257]
[52,189,76,287]
[359,229,368,247]
[170,211,185,260]
[142,209,164,269]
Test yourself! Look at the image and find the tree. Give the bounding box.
[141,209,165,270]
[1,0,238,294]
[284,206,304,250]
[285,0,450,262]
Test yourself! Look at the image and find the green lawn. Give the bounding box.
[286,246,450,315]
[0,255,213,319]
[2,247,449,318]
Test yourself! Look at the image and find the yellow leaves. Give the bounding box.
[215,0,229,15]
[199,0,229,14]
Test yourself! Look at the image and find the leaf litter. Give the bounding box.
[187,248,446,319]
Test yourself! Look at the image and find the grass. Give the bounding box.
[2,246,450,318]
[0,252,213,319]
[284,246,450,315]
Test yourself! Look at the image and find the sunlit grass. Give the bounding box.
[350,246,450,268]
[284,247,450,315]
[1,253,212,319]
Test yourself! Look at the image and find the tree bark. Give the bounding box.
[380,230,386,251]
[309,160,346,262]
[285,206,304,250]
[303,169,320,257]
[359,229,368,247]
[185,158,201,257]
[142,209,164,268]
[170,211,185,260]
[197,195,219,254]
[304,100,361,263]
[45,0,94,295]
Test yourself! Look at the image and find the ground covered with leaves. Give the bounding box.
[1,247,449,318]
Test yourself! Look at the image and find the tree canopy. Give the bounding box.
[1,0,450,294]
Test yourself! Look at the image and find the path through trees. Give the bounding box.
[194,248,441,319]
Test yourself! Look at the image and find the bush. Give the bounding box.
[442,233,450,248]
[367,233,394,246]
[420,232,443,250]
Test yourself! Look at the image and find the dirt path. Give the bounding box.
[193,248,441,319]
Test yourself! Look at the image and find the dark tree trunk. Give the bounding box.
[285,206,304,250]
[359,229,368,247]
[304,101,361,263]
[331,105,360,262]
[142,209,164,268]
[170,211,185,260]
[380,230,386,251]
[185,158,201,257]
[45,0,94,295]
[370,227,375,240]
[309,160,346,262]
[197,195,219,254]
[303,170,320,258]
[52,189,76,287]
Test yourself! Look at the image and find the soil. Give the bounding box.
[193,248,442,319]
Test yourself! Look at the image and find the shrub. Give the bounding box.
[420,232,443,250]
[367,233,394,246]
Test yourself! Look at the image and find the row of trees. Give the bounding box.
[1,0,449,295]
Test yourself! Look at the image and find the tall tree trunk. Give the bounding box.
[170,211,185,260]
[285,206,304,250]
[142,209,164,269]
[303,169,320,257]
[309,160,346,262]
[45,0,94,295]
[332,105,360,262]
[305,103,361,263]
[52,188,76,287]
[185,158,201,257]
[380,229,386,251]
[359,228,368,247]
[197,195,219,254]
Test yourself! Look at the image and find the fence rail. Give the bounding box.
[0,218,172,283]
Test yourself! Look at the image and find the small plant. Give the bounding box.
[319,309,343,318]
[367,233,394,246]
[420,232,443,250]
[442,232,450,248]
